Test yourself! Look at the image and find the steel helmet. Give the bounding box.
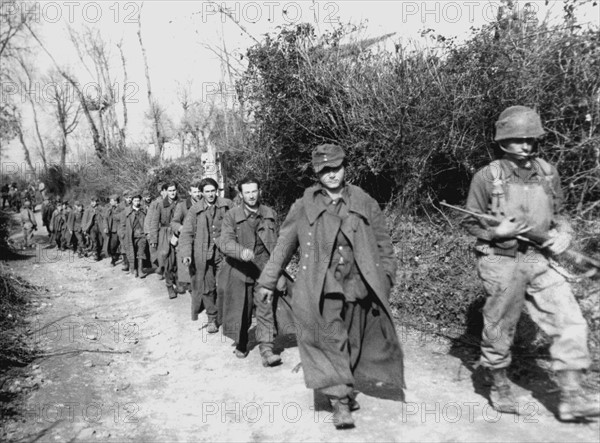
[494,106,545,141]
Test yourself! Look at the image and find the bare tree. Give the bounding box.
[137,2,164,157]
[0,0,35,157]
[45,71,82,166]
[16,55,48,169]
[12,109,36,172]
[117,39,128,147]
[26,24,108,163]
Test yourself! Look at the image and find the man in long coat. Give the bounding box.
[145,184,167,276]
[120,193,148,278]
[50,200,70,250]
[171,182,203,293]
[180,178,233,332]
[82,196,103,261]
[117,191,133,271]
[218,176,285,367]
[103,194,121,266]
[150,182,179,298]
[257,144,405,429]
[67,201,85,256]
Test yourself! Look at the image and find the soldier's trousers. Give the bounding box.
[73,231,85,253]
[233,283,276,353]
[164,243,177,288]
[106,232,120,258]
[22,227,34,247]
[87,225,102,257]
[201,255,221,322]
[477,250,591,371]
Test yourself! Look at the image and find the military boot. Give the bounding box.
[557,370,600,421]
[330,397,355,429]
[138,259,149,278]
[259,346,282,367]
[121,255,129,272]
[488,368,519,414]
[167,285,177,299]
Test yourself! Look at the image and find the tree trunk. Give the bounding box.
[137,5,163,157]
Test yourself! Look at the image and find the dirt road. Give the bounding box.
[2,211,599,442]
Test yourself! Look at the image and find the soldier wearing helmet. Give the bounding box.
[463,106,599,421]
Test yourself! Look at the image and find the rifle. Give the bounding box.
[440,201,600,272]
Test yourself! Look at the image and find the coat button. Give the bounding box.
[308,232,312,236]
[302,266,307,270]
[307,242,311,246]
[305,254,309,258]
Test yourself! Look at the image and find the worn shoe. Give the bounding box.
[557,370,600,421]
[348,392,360,412]
[331,397,355,429]
[234,349,249,359]
[167,286,177,299]
[134,269,139,278]
[488,368,519,414]
[207,321,219,334]
[176,284,188,294]
[260,349,282,367]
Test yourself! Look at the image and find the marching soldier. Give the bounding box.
[180,178,233,332]
[82,196,103,261]
[118,191,133,272]
[67,201,86,257]
[146,184,168,277]
[218,176,284,367]
[19,200,37,249]
[103,194,121,266]
[170,181,203,294]
[257,144,405,429]
[121,192,149,278]
[150,182,179,298]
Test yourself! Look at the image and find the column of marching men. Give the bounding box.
[18,108,600,429]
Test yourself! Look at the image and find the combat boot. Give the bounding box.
[557,370,600,421]
[488,368,519,414]
[138,260,149,278]
[260,347,282,367]
[330,397,355,429]
[121,256,129,272]
[167,285,177,299]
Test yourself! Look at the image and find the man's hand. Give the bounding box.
[170,234,178,247]
[542,230,571,256]
[492,217,531,239]
[256,287,274,303]
[151,243,157,248]
[182,257,192,266]
[240,248,255,262]
[104,228,108,234]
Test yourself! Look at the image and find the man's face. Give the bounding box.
[318,164,345,192]
[144,197,151,205]
[190,186,201,201]
[132,197,141,208]
[167,186,177,200]
[125,197,132,205]
[90,200,97,208]
[239,183,259,209]
[201,185,217,204]
[500,138,535,162]
[110,198,118,207]
[161,189,168,198]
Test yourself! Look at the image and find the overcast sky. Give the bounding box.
[2,1,598,166]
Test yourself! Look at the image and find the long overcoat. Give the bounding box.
[257,184,405,395]
[179,197,233,320]
[218,204,287,343]
[102,205,120,257]
[171,197,196,284]
[120,206,147,263]
[150,197,178,268]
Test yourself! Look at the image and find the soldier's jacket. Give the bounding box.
[67,209,85,232]
[120,206,147,263]
[82,206,103,233]
[102,205,120,234]
[144,197,161,236]
[149,197,178,245]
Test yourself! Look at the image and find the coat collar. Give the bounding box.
[232,204,275,224]
[192,196,231,214]
[125,206,146,216]
[302,184,370,225]
[163,196,178,208]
